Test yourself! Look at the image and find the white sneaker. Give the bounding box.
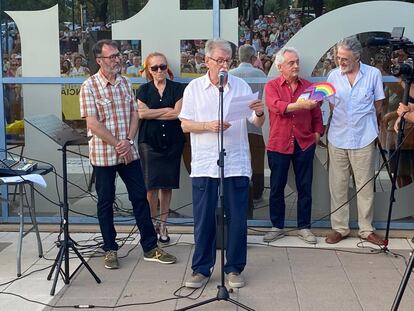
[185,272,208,288]
[298,229,317,244]
[263,227,285,243]
[104,250,119,269]
[227,272,245,288]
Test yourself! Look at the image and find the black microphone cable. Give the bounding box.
[248,124,414,237]
[1,236,410,310]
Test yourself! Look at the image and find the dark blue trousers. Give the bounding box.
[94,160,157,253]
[267,141,316,229]
[191,176,249,277]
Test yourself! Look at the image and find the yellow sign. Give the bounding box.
[61,84,82,120]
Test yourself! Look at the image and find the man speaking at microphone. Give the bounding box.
[179,38,264,289]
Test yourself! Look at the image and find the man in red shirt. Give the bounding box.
[264,47,324,244]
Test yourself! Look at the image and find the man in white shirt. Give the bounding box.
[326,37,385,245]
[229,44,267,203]
[265,41,278,58]
[126,56,141,77]
[179,38,264,289]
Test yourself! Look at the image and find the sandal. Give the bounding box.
[158,223,170,244]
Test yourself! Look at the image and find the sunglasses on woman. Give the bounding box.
[150,64,168,72]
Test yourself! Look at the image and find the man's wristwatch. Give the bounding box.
[255,111,264,117]
[127,138,134,146]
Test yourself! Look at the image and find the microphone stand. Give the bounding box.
[177,74,254,311]
[383,77,412,250]
[390,77,414,310]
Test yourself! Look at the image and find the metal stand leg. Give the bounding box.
[47,144,101,296]
[15,182,43,277]
[391,251,414,310]
[87,168,95,192]
[16,184,24,277]
[29,184,43,258]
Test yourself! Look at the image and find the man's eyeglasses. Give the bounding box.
[207,56,232,66]
[150,64,168,72]
[336,56,350,63]
[98,53,122,61]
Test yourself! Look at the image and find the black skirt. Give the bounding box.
[138,142,184,190]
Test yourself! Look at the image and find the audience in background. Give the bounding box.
[126,56,142,77]
[69,54,90,77]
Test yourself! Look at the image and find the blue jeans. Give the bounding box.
[267,141,316,229]
[93,160,157,253]
[191,176,249,277]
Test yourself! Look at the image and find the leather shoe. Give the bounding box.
[325,231,346,244]
[359,232,384,246]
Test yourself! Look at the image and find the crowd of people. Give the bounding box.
[3,53,22,124]
[179,10,304,76]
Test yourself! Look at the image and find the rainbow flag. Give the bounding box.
[303,82,336,101]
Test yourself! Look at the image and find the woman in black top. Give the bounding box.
[137,52,185,243]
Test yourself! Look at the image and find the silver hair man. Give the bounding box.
[274,47,300,66]
[205,38,232,56]
[238,44,256,63]
[337,37,363,61]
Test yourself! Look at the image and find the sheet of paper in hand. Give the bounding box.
[297,90,312,102]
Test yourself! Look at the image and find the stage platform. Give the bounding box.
[0,230,414,310]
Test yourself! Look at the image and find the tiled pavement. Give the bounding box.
[0,230,414,311]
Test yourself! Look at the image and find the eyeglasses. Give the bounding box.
[98,53,122,61]
[150,64,168,72]
[207,56,232,66]
[336,56,350,63]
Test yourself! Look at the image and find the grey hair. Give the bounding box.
[238,45,256,63]
[205,38,232,57]
[274,47,299,66]
[337,37,362,61]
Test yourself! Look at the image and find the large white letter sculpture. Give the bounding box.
[6,5,61,212]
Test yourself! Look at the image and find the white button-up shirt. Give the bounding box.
[179,73,255,178]
[327,63,385,149]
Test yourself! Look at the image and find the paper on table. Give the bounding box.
[0,174,47,188]
[226,92,259,122]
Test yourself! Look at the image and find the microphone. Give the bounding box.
[218,70,227,87]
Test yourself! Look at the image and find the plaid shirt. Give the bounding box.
[80,70,138,166]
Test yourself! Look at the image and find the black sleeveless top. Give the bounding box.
[136,79,185,150]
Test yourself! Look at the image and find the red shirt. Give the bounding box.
[265,76,324,154]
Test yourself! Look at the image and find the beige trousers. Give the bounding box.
[328,141,375,238]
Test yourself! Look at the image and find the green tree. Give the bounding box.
[311,0,324,17]
[265,0,290,13]
[325,0,367,11]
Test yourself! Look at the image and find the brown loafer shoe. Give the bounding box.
[325,231,346,244]
[359,232,384,246]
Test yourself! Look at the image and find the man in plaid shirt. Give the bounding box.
[80,40,176,269]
